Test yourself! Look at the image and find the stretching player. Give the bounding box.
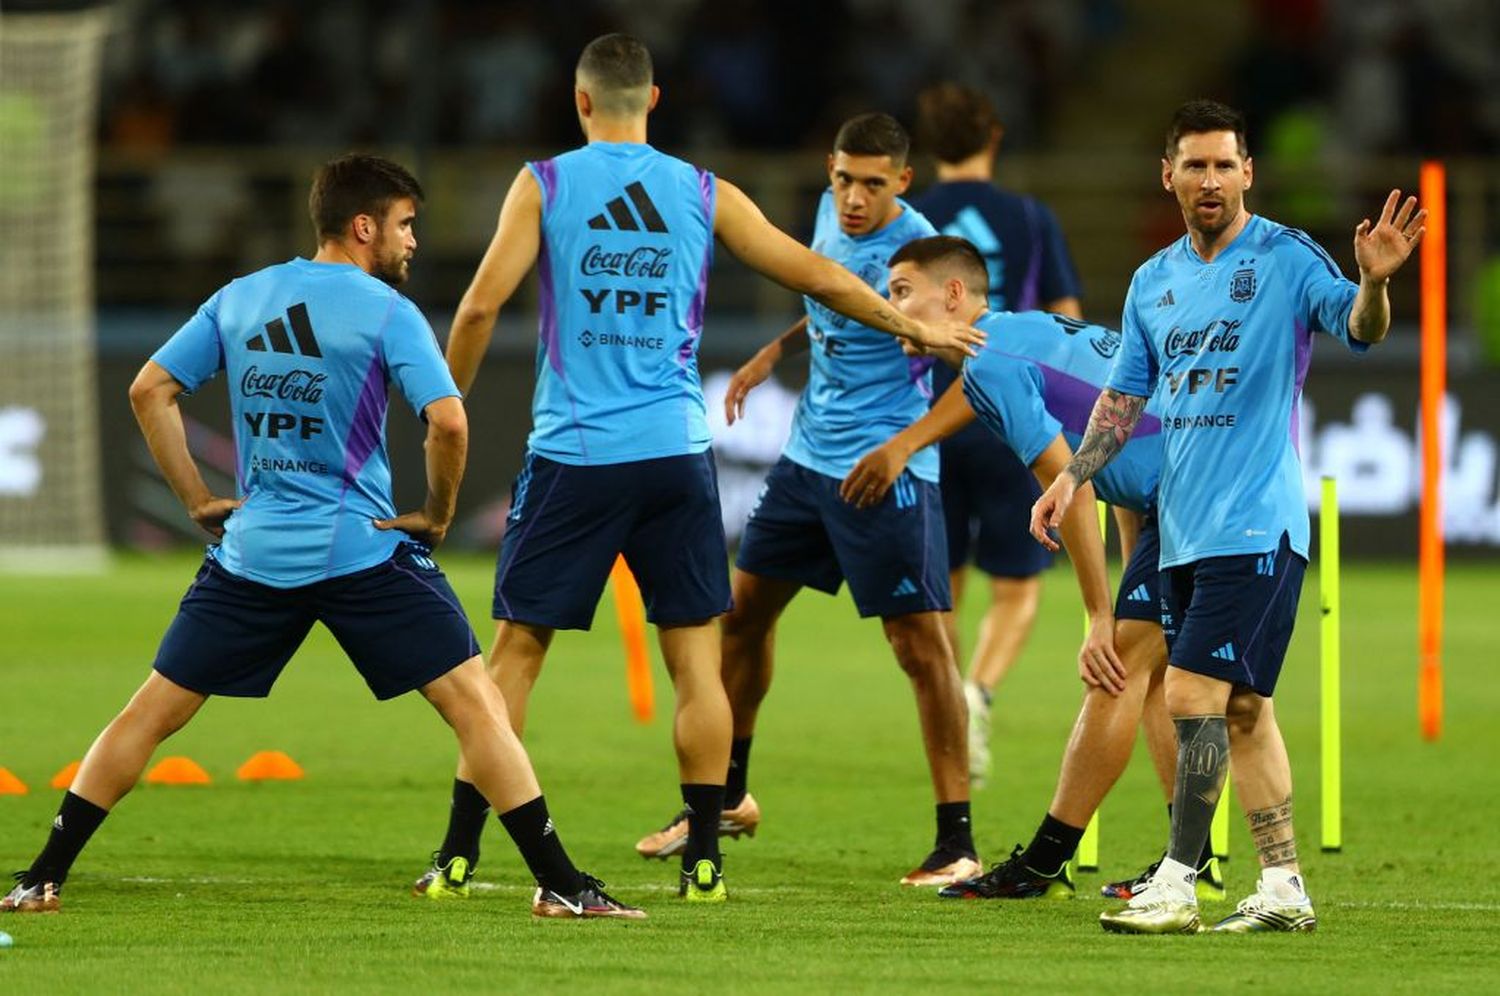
[1,155,640,920]
[912,83,1084,787]
[1035,100,1423,934]
[419,36,983,904]
[841,235,1221,901]
[637,114,982,887]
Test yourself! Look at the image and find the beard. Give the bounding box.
[371,246,410,286]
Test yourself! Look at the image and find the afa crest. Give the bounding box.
[1230,268,1257,303]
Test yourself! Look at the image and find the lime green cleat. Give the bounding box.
[1211,888,1317,933]
[680,859,727,903]
[1100,880,1200,935]
[412,854,472,900]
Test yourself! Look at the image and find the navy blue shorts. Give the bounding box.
[735,456,951,619]
[939,435,1052,578]
[1159,532,1306,697]
[1114,512,1163,623]
[154,543,480,701]
[493,450,731,630]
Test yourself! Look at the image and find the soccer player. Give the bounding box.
[638,113,983,888]
[1034,100,1424,934]
[840,235,1221,901]
[911,83,1086,786]
[421,36,983,903]
[0,155,641,920]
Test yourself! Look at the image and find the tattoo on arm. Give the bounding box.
[1247,794,1298,869]
[1063,390,1148,485]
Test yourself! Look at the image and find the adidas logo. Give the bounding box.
[1211,642,1237,662]
[891,577,918,597]
[586,182,669,233]
[1256,551,1276,576]
[248,302,322,357]
[542,818,555,836]
[1126,583,1151,602]
[53,815,64,831]
[1155,289,1175,308]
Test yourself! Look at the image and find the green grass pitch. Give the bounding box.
[0,553,1493,993]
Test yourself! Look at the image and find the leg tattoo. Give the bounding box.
[1248,794,1298,869]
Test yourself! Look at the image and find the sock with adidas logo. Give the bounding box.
[27,790,109,887]
[497,795,585,895]
[1260,866,1308,902]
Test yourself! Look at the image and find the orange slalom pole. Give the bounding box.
[610,555,655,724]
[1418,161,1446,741]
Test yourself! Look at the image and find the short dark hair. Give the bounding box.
[888,235,989,297]
[577,33,653,116]
[1165,99,1248,159]
[308,154,423,241]
[833,112,910,166]
[915,83,1001,164]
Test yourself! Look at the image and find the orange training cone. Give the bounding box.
[145,756,211,785]
[0,767,28,795]
[50,761,81,790]
[236,750,304,782]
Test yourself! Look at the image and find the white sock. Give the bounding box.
[1260,867,1308,902]
[1154,857,1198,902]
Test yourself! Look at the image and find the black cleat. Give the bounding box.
[532,873,647,920]
[938,845,1075,899]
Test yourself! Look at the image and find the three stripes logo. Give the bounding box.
[248,302,322,358]
[1126,584,1151,603]
[1155,289,1175,308]
[891,577,919,598]
[587,182,669,234]
[1256,551,1276,577]
[1211,642,1237,662]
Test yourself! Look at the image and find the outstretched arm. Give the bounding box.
[1030,388,1148,547]
[446,168,543,394]
[713,178,983,355]
[839,378,975,507]
[1348,188,1426,345]
[129,360,241,538]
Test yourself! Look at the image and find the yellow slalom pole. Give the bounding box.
[1075,500,1109,873]
[1321,476,1343,851]
[1211,773,1231,861]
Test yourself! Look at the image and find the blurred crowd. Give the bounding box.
[1225,0,1499,158]
[101,0,1120,153]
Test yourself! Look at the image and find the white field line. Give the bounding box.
[110,876,1500,911]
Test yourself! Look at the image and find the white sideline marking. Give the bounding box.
[106,878,1500,912]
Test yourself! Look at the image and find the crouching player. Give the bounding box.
[841,235,1220,900]
[1,155,641,920]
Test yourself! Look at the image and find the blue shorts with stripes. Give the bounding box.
[735,456,951,619]
[154,542,479,701]
[493,450,731,630]
[1159,532,1306,697]
[1114,512,1163,623]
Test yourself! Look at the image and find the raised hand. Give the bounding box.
[1354,189,1426,283]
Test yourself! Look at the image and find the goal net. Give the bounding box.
[0,6,111,570]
